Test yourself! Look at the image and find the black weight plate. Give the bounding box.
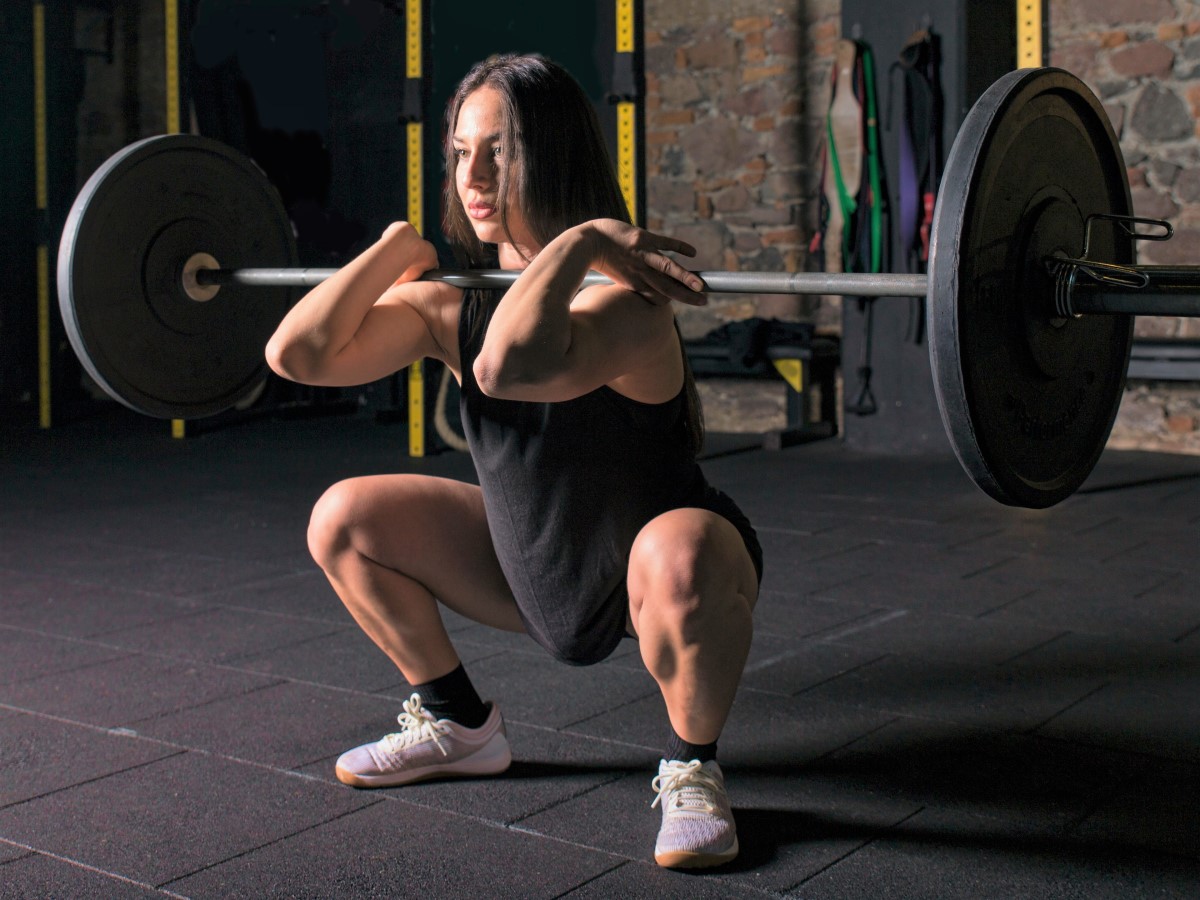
[928,68,1134,509]
[57,134,297,419]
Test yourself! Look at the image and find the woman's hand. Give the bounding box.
[582,219,707,306]
[382,221,439,285]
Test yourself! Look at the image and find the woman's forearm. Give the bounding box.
[266,222,430,382]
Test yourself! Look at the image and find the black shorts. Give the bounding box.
[696,484,764,585]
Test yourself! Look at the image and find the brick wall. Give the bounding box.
[1051,0,1200,452]
[644,0,839,340]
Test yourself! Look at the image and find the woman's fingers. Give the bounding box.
[628,260,706,307]
[588,219,707,304]
[641,250,706,303]
[653,251,705,293]
[651,236,698,259]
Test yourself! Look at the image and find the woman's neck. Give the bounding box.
[497,241,537,270]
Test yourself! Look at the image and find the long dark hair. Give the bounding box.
[442,53,704,455]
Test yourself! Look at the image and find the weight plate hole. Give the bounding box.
[182,252,221,302]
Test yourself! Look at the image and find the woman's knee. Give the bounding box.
[629,512,751,632]
[307,478,367,568]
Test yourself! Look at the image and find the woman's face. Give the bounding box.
[453,86,536,263]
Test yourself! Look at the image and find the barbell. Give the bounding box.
[55,68,1200,509]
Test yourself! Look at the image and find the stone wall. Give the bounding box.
[644,1,839,340]
[645,0,1200,452]
[1050,0,1200,453]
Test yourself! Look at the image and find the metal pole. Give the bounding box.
[1069,266,1200,317]
[194,267,931,298]
[1070,292,1200,318]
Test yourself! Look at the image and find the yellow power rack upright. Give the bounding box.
[615,0,638,224]
[405,0,427,456]
[1017,0,1046,68]
[165,0,188,438]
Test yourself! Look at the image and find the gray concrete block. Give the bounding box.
[1035,679,1200,764]
[0,713,179,810]
[0,751,372,887]
[813,716,1150,827]
[1076,762,1200,860]
[164,795,618,899]
[198,569,352,622]
[96,606,347,664]
[794,805,1200,899]
[0,526,299,600]
[0,652,282,729]
[749,590,882,640]
[739,632,886,696]
[803,653,1108,733]
[0,853,162,898]
[233,627,413,693]
[0,580,202,640]
[809,608,1065,667]
[0,629,128,688]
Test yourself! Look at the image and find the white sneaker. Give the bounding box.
[335,693,511,788]
[651,758,739,868]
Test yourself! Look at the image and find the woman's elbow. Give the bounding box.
[474,348,541,397]
[474,350,569,399]
[265,332,316,383]
[471,352,507,397]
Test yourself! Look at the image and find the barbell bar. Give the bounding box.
[179,216,1200,316]
[191,266,932,298]
[190,261,1200,317]
[55,67,1197,509]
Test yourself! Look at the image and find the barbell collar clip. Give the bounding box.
[1050,258,1200,318]
[1082,213,1172,258]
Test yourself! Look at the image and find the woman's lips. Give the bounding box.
[468,203,496,220]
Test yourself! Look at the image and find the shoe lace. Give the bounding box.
[651,759,722,814]
[381,693,451,756]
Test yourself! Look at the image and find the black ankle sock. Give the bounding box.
[413,664,489,729]
[665,725,718,764]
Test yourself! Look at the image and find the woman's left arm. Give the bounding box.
[474,220,704,401]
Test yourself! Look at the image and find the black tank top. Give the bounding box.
[458,288,709,664]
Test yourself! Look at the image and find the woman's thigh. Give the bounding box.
[311,473,525,633]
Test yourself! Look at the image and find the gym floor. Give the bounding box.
[1,410,1198,898]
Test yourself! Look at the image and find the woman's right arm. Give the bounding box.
[265,222,446,387]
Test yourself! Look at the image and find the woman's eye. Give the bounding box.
[454,148,468,159]
[491,146,502,158]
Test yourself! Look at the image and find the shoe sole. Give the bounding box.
[655,836,739,869]
[336,734,512,788]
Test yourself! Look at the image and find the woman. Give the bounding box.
[266,54,762,869]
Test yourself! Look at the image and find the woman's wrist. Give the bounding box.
[381,220,418,248]
[378,222,432,274]
[574,221,602,259]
